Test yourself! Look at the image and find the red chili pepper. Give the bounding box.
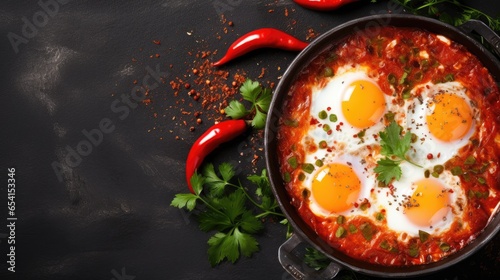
[293,0,359,11]
[185,119,249,193]
[212,28,309,67]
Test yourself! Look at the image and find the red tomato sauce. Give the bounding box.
[277,26,500,266]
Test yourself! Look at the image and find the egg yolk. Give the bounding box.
[426,93,473,142]
[405,178,450,227]
[311,163,361,213]
[342,80,386,128]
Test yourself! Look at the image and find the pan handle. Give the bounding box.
[459,19,500,57]
[278,234,341,280]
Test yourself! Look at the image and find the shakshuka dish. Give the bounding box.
[277,26,500,266]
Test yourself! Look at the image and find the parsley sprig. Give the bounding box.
[374,121,422,184]
[171,163,289,266]
[389,0,500,32]
[224,79,272,129]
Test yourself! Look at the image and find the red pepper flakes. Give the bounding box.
[170,80,180,90]
[152,40,161,45]
[258,68,266,79]
[252,154,259,165]
[200,51,210,59]
[306,28,318,41]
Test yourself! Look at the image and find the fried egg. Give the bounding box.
[304,154,369,216]
[404,81,478,165]
[309,66,394,152]
[374,161,466,238]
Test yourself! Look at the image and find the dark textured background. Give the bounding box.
[0,0,499,279]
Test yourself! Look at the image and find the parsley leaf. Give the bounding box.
[379,121,412,160]
[224,100,249,119]
[255,87,272,113]
[224,79,272,130]
[198,206,233,232]
[375,121,421,184]
[374,158,403,185]
[240,79,261,102]
[247,169,270,197]
[207,228,259,266]
[239,211,264,234]
[170,193,199,211]
[252,108,268,130]
[203,162,235,197]
[190,171,204,196]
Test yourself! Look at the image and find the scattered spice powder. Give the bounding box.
[130,8,305,168]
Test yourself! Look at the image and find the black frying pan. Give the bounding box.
[265,14,500,279]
